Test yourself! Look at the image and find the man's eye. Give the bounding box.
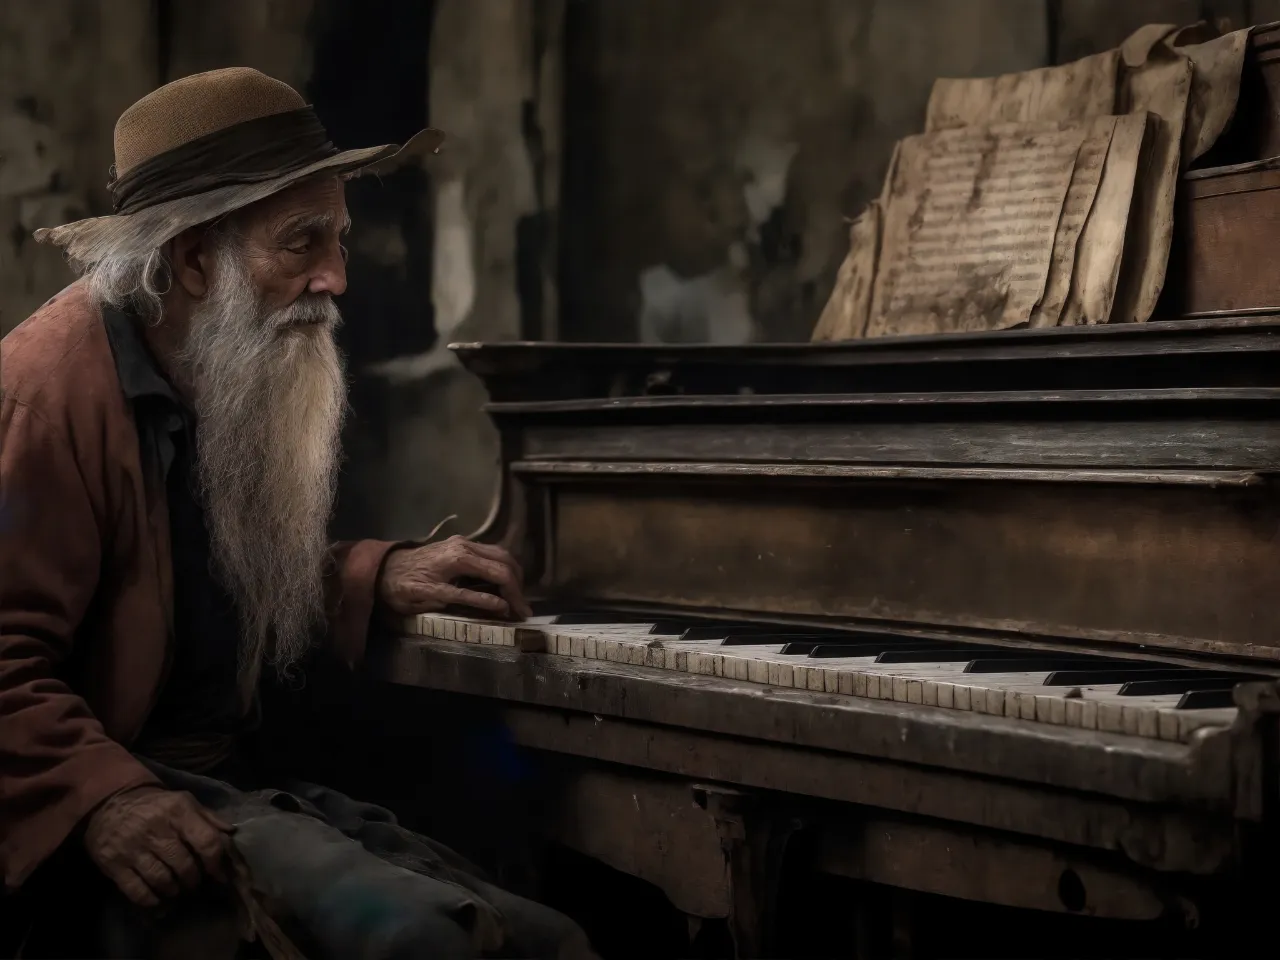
[286,243,310,255]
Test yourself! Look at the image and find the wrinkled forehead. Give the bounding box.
[233,176,350,239]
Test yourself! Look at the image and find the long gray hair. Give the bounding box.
[78,216,238,324]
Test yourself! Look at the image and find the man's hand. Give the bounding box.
[83,785,234,907]
[378,536,533,620]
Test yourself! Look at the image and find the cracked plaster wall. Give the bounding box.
[0,1,156,334]
[351,0,550,539]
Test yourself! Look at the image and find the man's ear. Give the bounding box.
[170,226,212,299]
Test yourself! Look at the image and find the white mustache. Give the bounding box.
[274,294,342,329]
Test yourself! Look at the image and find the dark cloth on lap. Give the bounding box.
[134,759,595,960]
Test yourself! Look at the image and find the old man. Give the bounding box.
[0,68,591,958]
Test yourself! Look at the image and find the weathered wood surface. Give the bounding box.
[524,475,1280,662]
[369,637,1234,809]
[367,637,1244,875]
[522,418,1280,468]
[1171,165,1280,316]
[453,316,1280,405]
[455,328,1280,663]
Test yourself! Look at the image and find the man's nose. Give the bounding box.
[308,244,347,296]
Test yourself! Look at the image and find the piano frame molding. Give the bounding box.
[464,318,1280,665]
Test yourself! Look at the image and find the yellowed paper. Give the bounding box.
[866,122,1085,337]
[1115,59,1191,323]
[1169,27,1250,161]
[812,202,881,341]
[1120,23,1180,67]
[925,50,1120,133]
[1028,117,1118,328]
[1061,113,1149,326]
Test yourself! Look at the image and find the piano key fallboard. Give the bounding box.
[404,611,1267,743]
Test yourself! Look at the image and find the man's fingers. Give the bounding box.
[464,541,524,576]
[194,805,235,834]
[465,543,532,618]
[430,583,511,616]
[132,851,182,899]
[111,866,161,908]
[175,811,232,880]
[452,552,533,619]
[151,835,203,890]
[462,543,528,604]
[454,552,519,593]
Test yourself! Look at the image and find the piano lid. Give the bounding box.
[451,314,1280,403]
[455,317,1280,665]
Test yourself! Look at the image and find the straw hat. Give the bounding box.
[34,67,444,262]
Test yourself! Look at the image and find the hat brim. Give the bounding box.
[34,127,445,262]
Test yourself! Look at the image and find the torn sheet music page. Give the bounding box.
[1114,57,1191,323]
[1028,116,1119,328]
[925,50,1120,133]
[812,201,881,341]
[1061,112,1149,326]
[1167,25,1250,161]
[865,121,1086,337]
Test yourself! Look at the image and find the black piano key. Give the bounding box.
[1118,675,1257,697]
[721,632,835,647]
[719,630,899,647]
[963,657,1130,674]
[779,638,885,654]
[780,641,822,655]
[808,642,910,658]
[551,613,654,625]
[876,647,1026,663]
[685,625,793,642]
[1044,667,1199,686]
[1177,688,1237,710]
[811,641,1067,661]
[646,620,702,635]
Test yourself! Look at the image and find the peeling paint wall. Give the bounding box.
[166,0,315,87]
[350,0,548,540]
[0,1,156,334]
[560,0,1051,344]
[561,0,1262,345]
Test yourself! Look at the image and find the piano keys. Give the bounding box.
[405,612,1261,742]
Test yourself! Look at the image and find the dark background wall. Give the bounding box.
[2,0,1276,540]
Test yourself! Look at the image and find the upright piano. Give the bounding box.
[367,316,1280,958]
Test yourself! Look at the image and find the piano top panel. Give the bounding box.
[451,316,1280,402]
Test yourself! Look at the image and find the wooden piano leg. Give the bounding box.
[698,786,803,959]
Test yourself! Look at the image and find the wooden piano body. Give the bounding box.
[366,318,1280,958]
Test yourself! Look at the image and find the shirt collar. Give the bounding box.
[101,306,182,405]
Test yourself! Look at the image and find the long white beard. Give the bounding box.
[177,241,347,697]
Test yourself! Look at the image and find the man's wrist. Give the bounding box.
[374,541,418,602]
[79,784,164,836]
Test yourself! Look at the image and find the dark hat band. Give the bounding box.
[109,106,339,215]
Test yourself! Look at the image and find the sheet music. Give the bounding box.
[1027,117,1119,327]
[812,201,881,341]
[925,50,1120,132]
[1061,113,1148,326]
[866,121,1087,337]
